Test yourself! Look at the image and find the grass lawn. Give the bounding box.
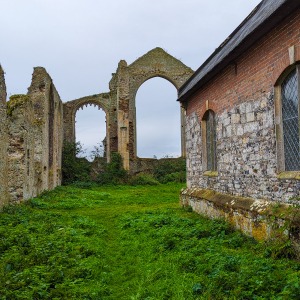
[0,183,299,299]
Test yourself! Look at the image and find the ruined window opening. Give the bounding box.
[281,66,300,171]
[75,104,106,161]
[135,77,180,158]
[202,110,217,171]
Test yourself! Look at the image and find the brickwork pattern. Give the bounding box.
[185,8,300,203]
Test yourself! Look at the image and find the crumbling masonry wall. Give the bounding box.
[111,48,193,170]
[63,93,112,160]
[0,66,8,207]
[2,68,63,205]
[0,48,192,207]
[63,48,193,170]
[27,67,63,195]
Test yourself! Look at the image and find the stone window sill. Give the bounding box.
[203,171,218,177]
[277,171,300,180]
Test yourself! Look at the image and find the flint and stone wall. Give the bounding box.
[181,8,300,240]
[186,93,299,202]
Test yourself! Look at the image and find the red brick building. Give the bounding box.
[179,0,300,238]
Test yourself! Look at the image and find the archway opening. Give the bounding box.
[136,77,180,158]
[75,104,106,161]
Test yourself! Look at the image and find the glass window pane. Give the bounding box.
[281,69,300,171]
[205,110,217,171]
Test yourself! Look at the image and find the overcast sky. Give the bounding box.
[1,0,261,158]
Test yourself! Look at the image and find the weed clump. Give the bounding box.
[96,152,128,185]
[7,94,30,116]
[62,142,91,185]
[129,173,160,185]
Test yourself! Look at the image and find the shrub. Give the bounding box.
[71,181,98,189]
[62,142,91,185]
[159,171,186,183]
[129,173,160,186]
[96,152,128,185]
[153,158,186,183]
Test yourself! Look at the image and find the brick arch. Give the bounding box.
[271,45,300,86]
[273,60,300,86]
[126,48,194,161]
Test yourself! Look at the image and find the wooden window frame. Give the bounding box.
[202,110,217,174]
[275,64,300,177]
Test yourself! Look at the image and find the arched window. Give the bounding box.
[75,105,106,161]
[202,110,217,171]
[135,77,180,158]
[281,67,300,171]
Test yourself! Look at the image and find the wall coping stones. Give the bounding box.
[181,187,272,213]
[181,187,300,241]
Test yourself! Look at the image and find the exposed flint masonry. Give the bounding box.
[178,0,300,241]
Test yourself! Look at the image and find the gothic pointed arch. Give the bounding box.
[63,93,111,161]
[114,48,194,168]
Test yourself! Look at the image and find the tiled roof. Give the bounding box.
[179,0,299,101]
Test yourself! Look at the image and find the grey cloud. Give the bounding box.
[1,0,261,157]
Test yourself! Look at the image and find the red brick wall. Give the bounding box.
[187,9,300,120]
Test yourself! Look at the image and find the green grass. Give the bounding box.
[0,183,300,299]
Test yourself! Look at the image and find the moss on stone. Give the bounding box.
[7,94,30,116]
[277,171,300,180]
[183,187,300,224]
[188,188,256,212]
[203,171,218,177]
[33,118,45,126]
[266,203,300,224]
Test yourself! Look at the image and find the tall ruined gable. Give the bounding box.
[0,64,8,208]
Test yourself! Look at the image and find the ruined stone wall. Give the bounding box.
[63,93,111,161]
[108,48,193,170]
[184,9,300,203]
[0,66,8,208]
[116,60,131,169]
[6,68,63,203]
[1,48,191,205]
[7,95,35,202]
[108,73,119,154]
[27,67,63,194]
[63,48,193,170]
[127,48,193,161]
